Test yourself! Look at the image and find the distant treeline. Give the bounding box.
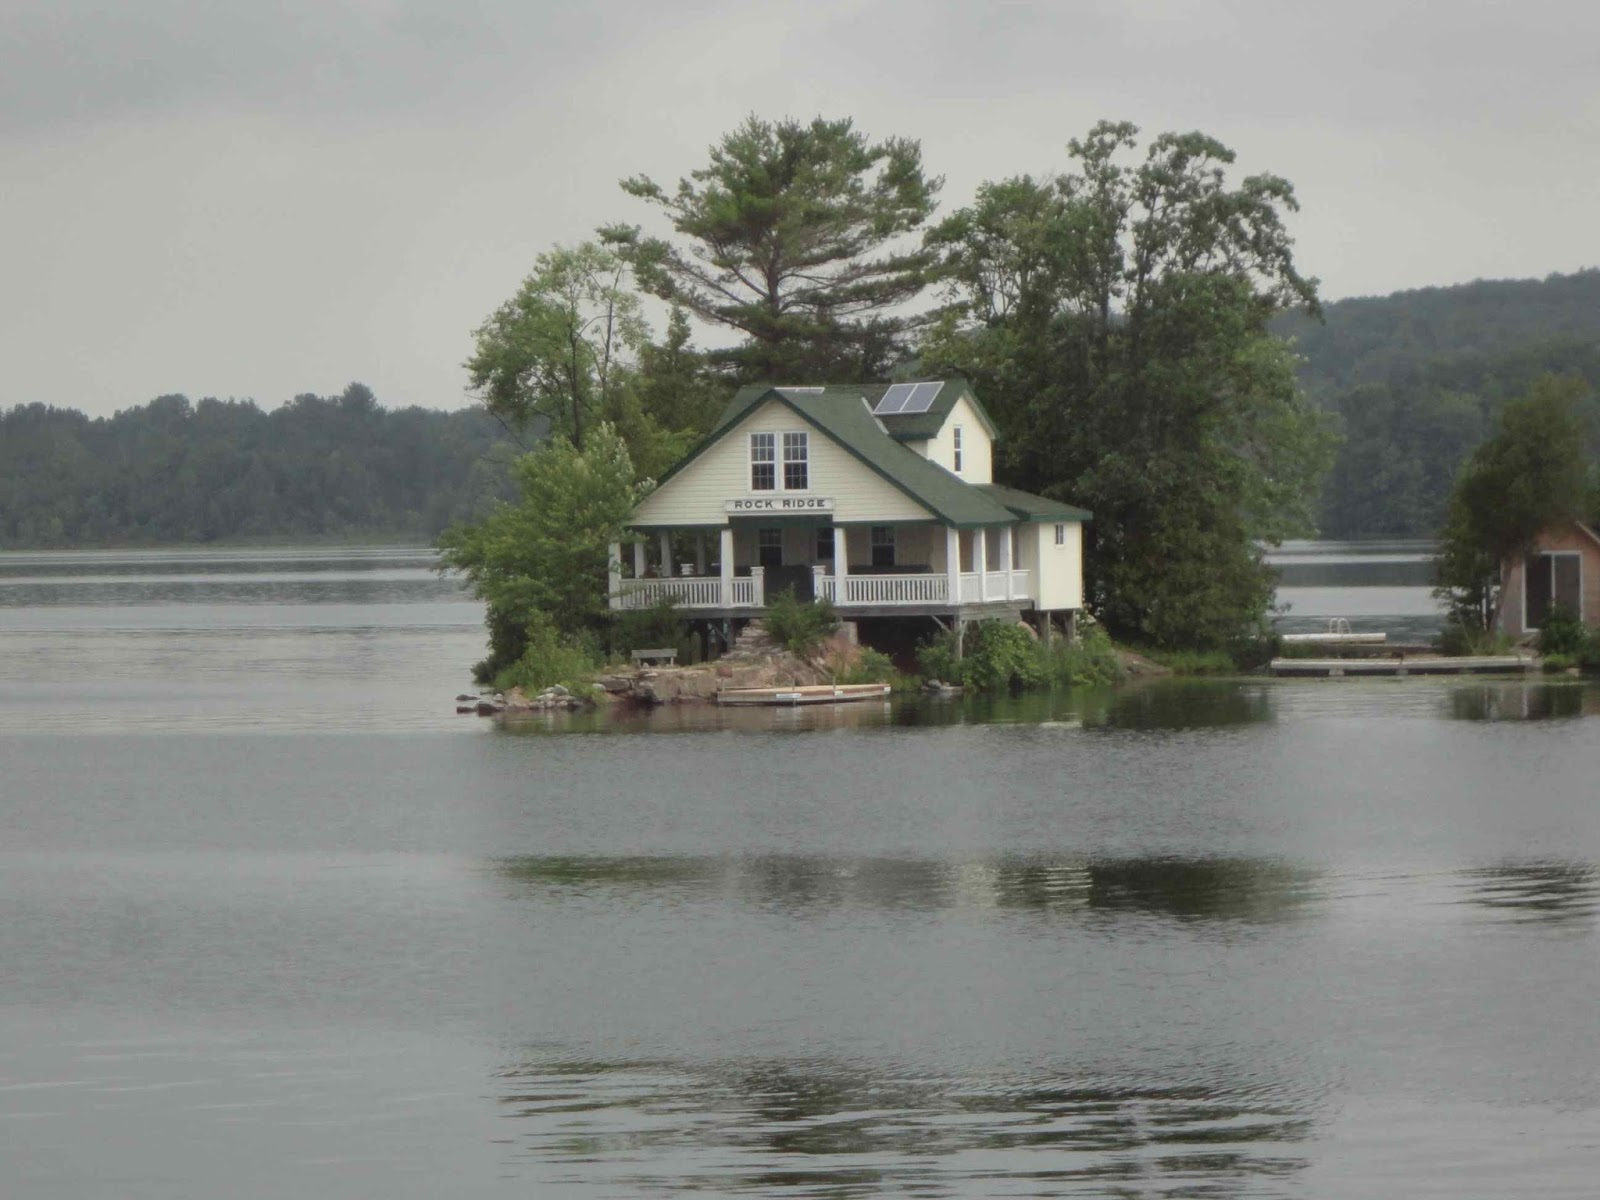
[1276,269,1600,537]
[0,383,517,548]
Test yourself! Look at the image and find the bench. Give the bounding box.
[631,647,678,667]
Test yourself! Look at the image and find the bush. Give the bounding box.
[607,597,698,665]
[1040,623,1121,687]
[832,647,897,684]
[1145,648,1237,675]
[1536,604,1589,657]
[764,589,839,656]
[1541,652,1578,673]
[492,610,600,693]
[1437,621,1513,657]
[917,620,1122,692]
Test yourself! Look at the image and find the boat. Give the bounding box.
[716,683,892,706]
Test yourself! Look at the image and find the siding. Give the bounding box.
[918,394,994,484]
[633,399,934,527]
[1498,522,1600,636]
[1032,521,1084,610]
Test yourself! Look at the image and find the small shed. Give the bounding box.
[1496,519,1600,637]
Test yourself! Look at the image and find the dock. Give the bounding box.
[1271,655,1536,677]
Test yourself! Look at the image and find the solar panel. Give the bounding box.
[899,381,944,414]
[873,383,917,414]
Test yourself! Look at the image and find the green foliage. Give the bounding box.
[763,590,840,656]
[924,121,1332,651]
[437,425,642,679]
[606,597,698,665]
[0,385,516,548]
[1540,652,1578,673]
[831,647,897,685]
[1436,622,1514,657]
[492,610,601,693]
[917,621,1120,691]
[606,115,940,383]
[1434,376,1591,633]
[1145,648,1238,675]
[1536,604,1589,657]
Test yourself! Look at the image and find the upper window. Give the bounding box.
[1526,551,1581,631]
[870,525,895,568]
[750,433,776,491]
[952,425,964,474]
[783,431,809,490]
[1054,523,1066,546]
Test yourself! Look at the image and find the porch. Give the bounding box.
[608,521,1033,614]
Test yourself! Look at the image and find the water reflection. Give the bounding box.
[1446,681,1595,721]
[1458,863,1599,926]
[495,854,1320,925]
[493,1057,1313,1196]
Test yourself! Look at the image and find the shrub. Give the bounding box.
[832,647,897,684]
[919,620,1122,692]
[493,610,600,692]
[608,597,698,665]
[1541,652,1577,673]
[764,589,839,656]
[1437,622,1513,657]
[916,628,962,684]
[1536,604,1588,658]
[1042,624,1120,686]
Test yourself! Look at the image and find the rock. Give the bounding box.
[455,693,477,703]
[502,687,536,711]
[598,675,631,693]
[550,684,570,697]
[475,700,502,716]
[455,704,475,714]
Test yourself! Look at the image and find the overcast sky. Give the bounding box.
[4,0,1597,417]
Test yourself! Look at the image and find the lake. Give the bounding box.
[2,545,1597,1198]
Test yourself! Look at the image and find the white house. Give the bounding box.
[608,380,1090,637]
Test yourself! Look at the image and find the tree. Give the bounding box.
[604,115,941,383]
[924,121,1332,649]
[1435,375,1590,632]
[465,242,650,451]
[437,424,643,679]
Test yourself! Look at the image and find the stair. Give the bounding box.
[726,621,783,660]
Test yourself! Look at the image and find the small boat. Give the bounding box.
[716,683,892,706]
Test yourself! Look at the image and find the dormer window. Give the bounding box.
[952,425,964,474]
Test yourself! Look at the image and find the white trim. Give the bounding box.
[952,424,964,474]
[1522,549,1583,633]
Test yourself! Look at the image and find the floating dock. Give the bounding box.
[1271,655,1536,677]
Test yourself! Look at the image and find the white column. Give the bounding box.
[945,526,960,608]
[607,541,622,608]
[658,531,672,577]
[973,524,988,600]
[694,533,707,576]
[719,526,734,606]
[1000,526,1014,600]
[836,525,850,606]
[632,540,647,579]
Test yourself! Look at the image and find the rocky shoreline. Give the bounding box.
[455,623,874,717]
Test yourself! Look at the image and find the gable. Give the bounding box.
[631,398,935,528]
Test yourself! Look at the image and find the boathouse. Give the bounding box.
[1496,519,1600,638]
[607,380,1089,638]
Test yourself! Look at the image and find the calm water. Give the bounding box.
[3,546,1598,1198]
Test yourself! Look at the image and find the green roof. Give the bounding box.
[976,482,1093,523]
[714,379,999,443]
[649,380,1085,530]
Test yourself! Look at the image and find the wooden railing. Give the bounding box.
[837,573,949,605]
[611,570,764,610]
[959,570,1032,603]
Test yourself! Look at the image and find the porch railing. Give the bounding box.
[959,570,1032,603]
[836,573,949,605]
[611,570,764,610]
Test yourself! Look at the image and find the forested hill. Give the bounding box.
[1273,270,1600,537]
[1,384,517,548]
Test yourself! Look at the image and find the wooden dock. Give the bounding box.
[1271,655,1536,677]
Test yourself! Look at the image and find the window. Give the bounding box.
[815,526,834,561]
[870,525,895,568]
[749,433,776,490]
[758,528,783,568]
[1054,523,1066,546]
[783,431,809,490]
[1525,551,1581,631]
[952,425,963,474]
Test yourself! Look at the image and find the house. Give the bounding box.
[1496,519,1600,638]
[607,380,1089,645]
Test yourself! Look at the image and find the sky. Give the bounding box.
[3,0,1597,418]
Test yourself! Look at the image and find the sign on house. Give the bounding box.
[724,497,835,513]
